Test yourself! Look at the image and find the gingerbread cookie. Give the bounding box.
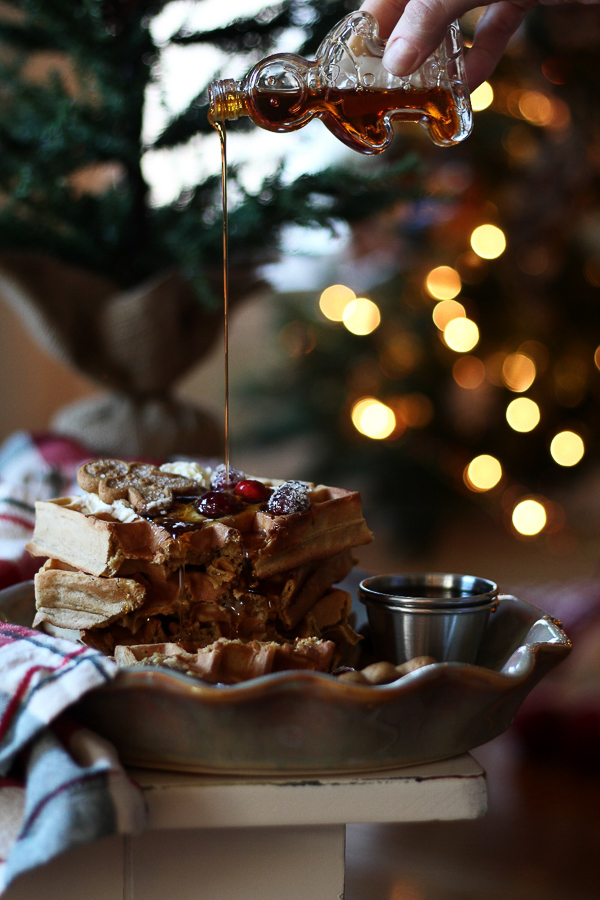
[77,458,198,515]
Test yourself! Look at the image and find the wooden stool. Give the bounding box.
[5,754,486,900]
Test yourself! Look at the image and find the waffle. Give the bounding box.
[114,636,336,684]
[27,485,370,579]
[28,459,373,680]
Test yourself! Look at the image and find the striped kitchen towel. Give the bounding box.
[0,623,146,893]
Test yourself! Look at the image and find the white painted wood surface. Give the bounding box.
[4,754,486,900]
[135,753,487,829]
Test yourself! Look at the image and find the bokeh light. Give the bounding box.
[471,81,494,112]
[542,58,567,85]
[379,332,421,377]
[342,297,381,335]
[518,90,554,127]
[392,393,434,428]
[550,431,585,466]
[485,351,507,386]
[278,321,315,357]
[506,397,540,432]
[425,266,462,300]
[351,398,396,439]
[519,340,549,375]
[470,224,506,259]
[453,355,486,389]
[512,498,547,536]
[502,125,539,165]
[516,245,550,276]
[585,257,600,288]
[432,299,466,330]
[553,354,587,407]
[443,317,479,352]
[502,353,536,392]
[464,455,502,492]
[319,284,355,321]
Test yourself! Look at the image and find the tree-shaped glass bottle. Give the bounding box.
[209,11,472,154]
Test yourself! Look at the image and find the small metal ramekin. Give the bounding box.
[359,572,498,665]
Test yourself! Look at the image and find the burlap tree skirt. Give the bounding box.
[0,253,227,458]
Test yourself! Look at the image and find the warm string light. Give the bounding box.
[471,81,494,112]
[432,299,466,331]
[464,455,502,492]
[318,284,381,336]
[550,431,585,467]
[351,397,396,439]
[512,498,547,536]
[319,284,355,321]
[470,224,506,259]
[427,233,540,537]
[506,397,540,432]
[443,317,479,352]
[425,266,461,300]
[317,185,585,544]
[350,393,434,441]
[502,353,536,392]
[343,297,381,335]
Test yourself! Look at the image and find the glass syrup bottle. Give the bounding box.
[208,10,472,154]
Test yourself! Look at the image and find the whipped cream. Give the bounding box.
[75,493,140,523]
[160,461,212,486]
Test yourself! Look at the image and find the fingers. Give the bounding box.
[362,0,534,89]
[360,0,410,38]
[381,0,478,75]
[464,1,532,89]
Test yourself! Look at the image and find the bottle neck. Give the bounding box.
[208,79,248,123]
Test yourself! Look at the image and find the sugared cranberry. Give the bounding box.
[267,480,311,515]
[196,490,240,518]
[210,464,245,491]
[234,479,271,503]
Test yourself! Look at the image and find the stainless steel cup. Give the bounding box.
[358,573,498,665]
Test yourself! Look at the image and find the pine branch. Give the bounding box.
[151,95,215,150]
[170,4,293,54]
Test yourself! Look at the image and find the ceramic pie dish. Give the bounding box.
[0,579,571,775]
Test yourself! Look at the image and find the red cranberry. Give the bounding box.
[196,490,240,518]
[210,464,244,491]
[267,481,311,515]
[234,479,271,503]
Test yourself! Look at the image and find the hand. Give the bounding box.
[360,0,599,90]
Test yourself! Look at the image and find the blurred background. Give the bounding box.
[1,2,600,896]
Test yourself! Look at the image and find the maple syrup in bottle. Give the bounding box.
[208,11,472,154]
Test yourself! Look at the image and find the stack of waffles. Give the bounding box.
[27,459,373,683]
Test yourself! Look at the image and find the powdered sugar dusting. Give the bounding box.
[267,480,311,515]
[210,464,245,491]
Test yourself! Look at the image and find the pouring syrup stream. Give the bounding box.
[211,116,230,483]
